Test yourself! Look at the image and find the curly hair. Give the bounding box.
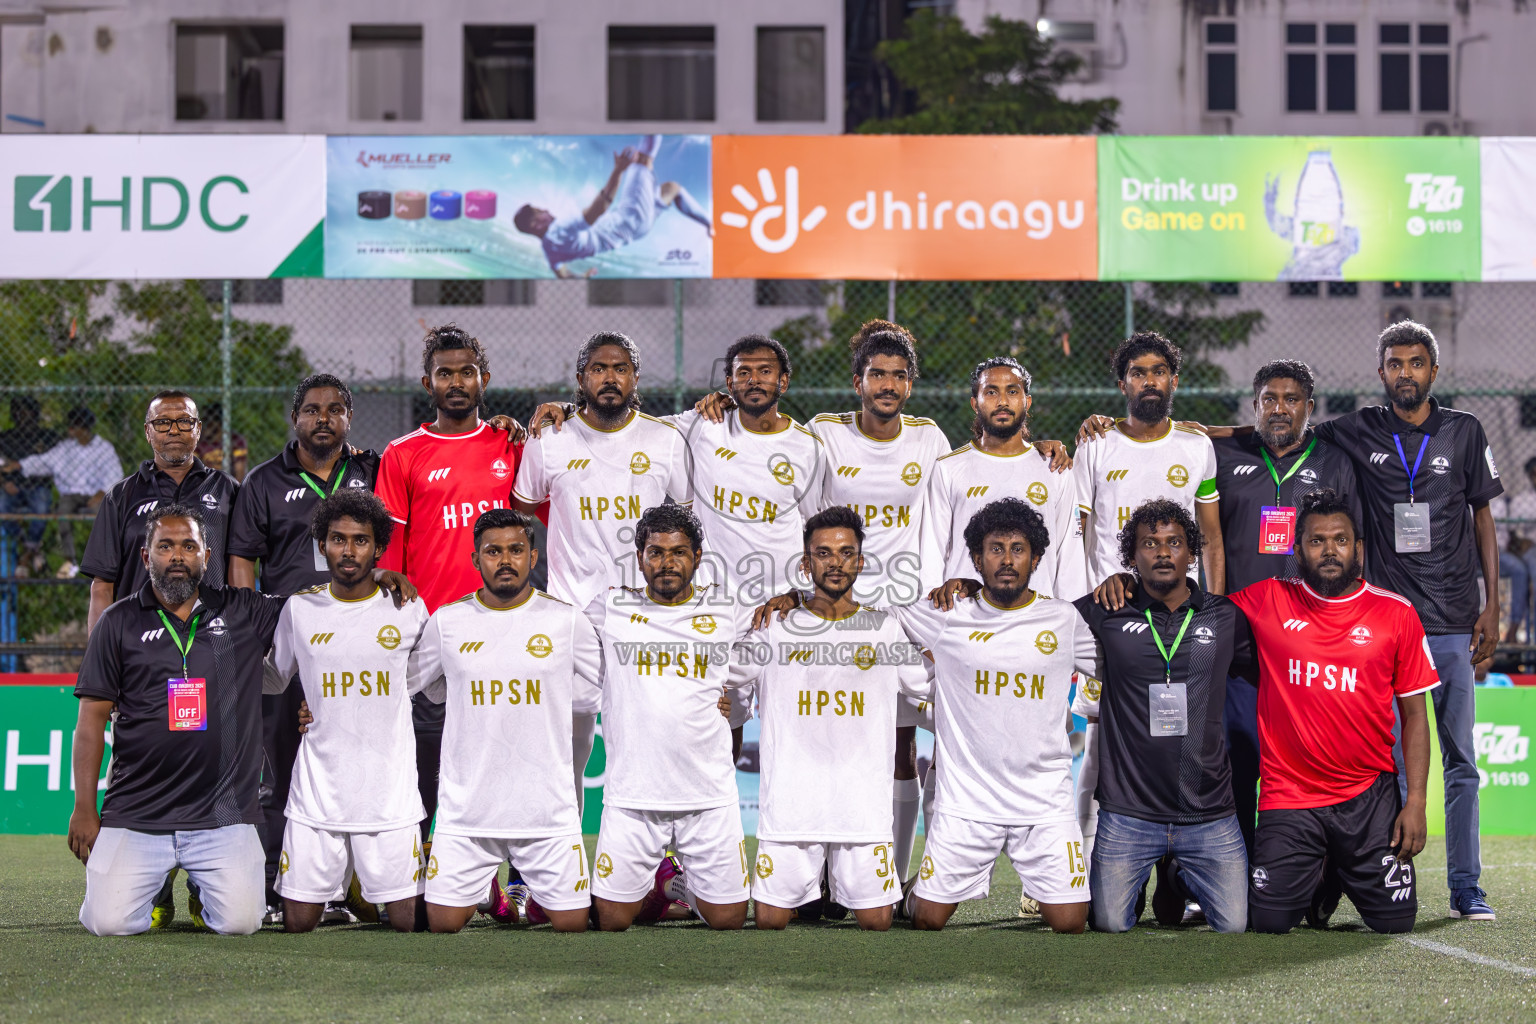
[1117,498,1203,571]
[574,331,642,411]
[963,497,1050,562]
[969,355,1031,396]
[421,323,489,376]
[635,503,704,553]
[725,334,792,378]
[1252,359,1315,400]
[850,319,919,380]
[1377,319,1439,368]
[1112,331,1182,381]
[291,373,354,418]
[310,489,395,553]
[803,505,865,551]
[1296,487,1359,541]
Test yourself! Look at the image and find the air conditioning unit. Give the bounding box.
[1420,119,1452,136]
[1057,44,1101,83]
[1039,20,1101,83]
[1382,300,1455,338]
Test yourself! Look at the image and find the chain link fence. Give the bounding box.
[3,275,1536,669]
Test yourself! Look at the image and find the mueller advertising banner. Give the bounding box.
[710,135,1098,280]
[0,135,324,279]
[325,134,713,279]
[1098,136,1482,282]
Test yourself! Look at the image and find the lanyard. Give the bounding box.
[297,459,349,500]
[1392,434,1430,504]
[1144,606,1194,687]
[1259,437,1316,505]
[157,609,201,679]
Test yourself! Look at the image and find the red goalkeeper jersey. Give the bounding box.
[1229,577,1439,811]
[375,422,519,612]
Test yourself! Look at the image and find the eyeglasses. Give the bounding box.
[146,417,199,433]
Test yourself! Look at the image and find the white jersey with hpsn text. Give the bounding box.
[269,586,431,832]
[894,594,1097,826]
[1074,422,1220,588]
[750,606,931,842]
[410,590,603,839]
[583,584,756,812]
[669,409,827,602]
[918,442,1088,601]
[512,411,689,610]
[811,412,951,607]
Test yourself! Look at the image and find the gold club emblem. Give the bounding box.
[1083,677,1102,701]
[1026,481,1049,506]
[1167,464,1189,488]
[770,459,795,486]
[376,624,401,650]
[526,633,553,658]
[425,855,438,880]
[691,615,717,635]
[919,855,935,881]
[755,853,774,879]
[630,451,651,475]
[853,644,877,670]
[278,851,289,875]
[1035,630,1059,655]
[595,853,614,878]
[901,461,922,487]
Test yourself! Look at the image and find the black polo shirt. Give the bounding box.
[226,443,380,597]
[1074,582,1255,825]
[1313,398,1503,635]
[80,459,237,596]
[1213,429,1361,592]
[74,581,286,830]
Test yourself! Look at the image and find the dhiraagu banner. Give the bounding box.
[1098,136,1481,282]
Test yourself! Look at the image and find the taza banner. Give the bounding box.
[1098,136,1481,282]
[0,135,323,279]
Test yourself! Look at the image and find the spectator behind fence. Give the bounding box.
[0,406,123,576]
[0,395,60,576]
[195,402,249,482]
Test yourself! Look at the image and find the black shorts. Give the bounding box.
[1249,772,1416,924]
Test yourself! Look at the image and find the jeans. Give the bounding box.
[1223,675,1261,861]
[1496,549,1536,641]
[1393,633,1481,891]
[79,824,265,936]
[1089,810,1249,933]
[0,480,51,548]
[55,492,94,564]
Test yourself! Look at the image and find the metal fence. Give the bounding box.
[3,275,1536,670]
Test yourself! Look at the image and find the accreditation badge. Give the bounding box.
[1258,506,1297,555]
[167,677,208,731]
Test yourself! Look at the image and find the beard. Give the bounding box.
[300,433,344,463]
[1258,421,1301,451]
[149,562,202,605]
[977,409,1026,441]
[1131,389,1172,423]
[1386,379,1428,414]
[579,384,637,425]
[486,576,523,599]
[1300,556,1361,598]
[1143,565,1181,594]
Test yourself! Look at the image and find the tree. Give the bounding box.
[773,12,1265,443]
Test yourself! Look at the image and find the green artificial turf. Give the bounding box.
[1,835,1532,1023]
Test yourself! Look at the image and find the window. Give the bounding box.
[588,279,670,307]
[1379,22,1449,113]
[1204,21,1237,112]
[1288,282,1320,297]
[1286,23,1355,112]
[755,279,825,306]
[1208,282,1241,296]
[757,27,825,122]
[1327,281,1359,297]
[412,280,535,306]
[198,280,283,305]
[174,24,284,120]
[608,26,715,121]
[1382,281,1415,298]
[464,26,534,120]
[1421,281,1454,298]
[350,25,422,121]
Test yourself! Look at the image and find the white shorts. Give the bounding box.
[752,839,900,911]
[276,821,423,904]
[593,804,747,905]
[425,832,591,912]
[896,695,933,730]
[913,811,1088,905]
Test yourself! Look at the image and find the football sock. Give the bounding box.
[893,777,921,881]
[920,767,937,841]
[1077,722,1101,862]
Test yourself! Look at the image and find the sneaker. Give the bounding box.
[343,875,379,924]
[187,884,207,930]
[1151,855,1185,926]
[479,877,518,924]
[262,904,284,927]
[150,869,178,929]
[820,864,848,922]
[1306,867,1343,930]
[1017,896,1041,919]
[1450,887,1496,921]
[893,873,920,922]
[320,901,357,925]
[1181,901,1207,926]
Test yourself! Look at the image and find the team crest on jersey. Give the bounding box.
[630,451,651,475]
[901,462,922,487]
[1194,625,1215,645]
[1251,866,1269,890]
[1026,481,1049,506]
[1298,467,1319,484]
[376,625,402,651]
[755,853,774,879]
[1349,624,1374,647]
[200,492,220,510]
[770,458,795,486]
[691,615,717,635]
[349,478,366,488]
[1083,677,1102,701]
[490,457,511,481]
[1430,455,1451,476]
[205,616,227,637]
[1034,630,1058,655]
[595,853,614,878]
[526,633,553,658]
[1166,464,1189,488]
[853,644,877,670]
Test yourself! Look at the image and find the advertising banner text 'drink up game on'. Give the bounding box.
[1098,136,1481,282]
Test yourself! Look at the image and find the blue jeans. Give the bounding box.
[78,824,265,936]
[0,480,51,548]
[1223,675,1260,860]
[1393,633,1481,891]
[1089,810,1249,933]
[1498,550,1530,638]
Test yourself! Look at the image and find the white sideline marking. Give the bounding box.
[1397,936,1536,978]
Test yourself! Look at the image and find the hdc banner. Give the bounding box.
[0,135,324,279]
[1098,136,1481,282]
[711,135,1098,280]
